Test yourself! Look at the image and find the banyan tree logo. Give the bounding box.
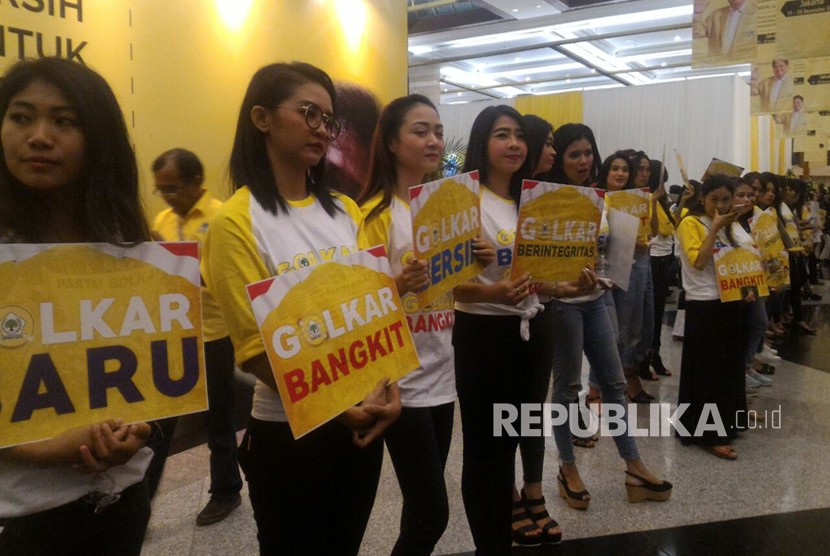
[0,306,34,348]
[299,314,327,346]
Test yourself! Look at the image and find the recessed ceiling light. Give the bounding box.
[661,62,667,67]
[514,57,522,62]
[674,35,681,42]
[457,92,463,96]
[536,4,542,7]
[525,77,531,82]
[512,8,519,12]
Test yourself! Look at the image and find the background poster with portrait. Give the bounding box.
[0,1,407,211]
[0,242,206,449]
[247,247,419,439]
[692,0,758,68]
[410,171,484,308]
[511,181,603,283]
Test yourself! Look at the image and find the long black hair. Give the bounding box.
[462,105,531,206]
[597,151,634,190]
[229,62,339,216]
[357,94,439,223]
[0,57,148,243]
[550,123,601,186]
[686,174,736,245]
[522,114,554,179]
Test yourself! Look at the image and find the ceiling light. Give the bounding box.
[512,8,519,12]
[674,35,682,42]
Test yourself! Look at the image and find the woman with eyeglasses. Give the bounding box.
[202,62,400,555]
[547,125,670,513]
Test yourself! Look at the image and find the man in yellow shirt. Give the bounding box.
[150,149,243,525]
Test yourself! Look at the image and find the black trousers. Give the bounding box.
[238,417,383,556]
[453,309,554,555]
[0,481,150,556]
[650,253,675,350]
[385,402,455,556]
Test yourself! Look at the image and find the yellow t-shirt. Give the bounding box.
[152,190,228,341]
[202,187,366,422]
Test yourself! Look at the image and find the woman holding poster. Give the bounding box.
[544,128,671,512]
[453,105,562,550]
[0,58,155,555]
[676,175,746,459]
[202,62,400,555]
[359,93,494,555]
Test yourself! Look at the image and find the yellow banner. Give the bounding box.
[410,171,484,308]
[750,208,791,288]
[511,181,603,282]
[714,245,771,302]
[247,247,420,439]
[605,188,652,242]
[692,0,758,68]
[0,243,206,449]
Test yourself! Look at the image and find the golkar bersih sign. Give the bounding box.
[0,242,207,449]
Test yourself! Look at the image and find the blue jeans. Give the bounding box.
[612,252,655,369]
[744,298,768,369]
[549,296,641,464]
[588,290,617,391]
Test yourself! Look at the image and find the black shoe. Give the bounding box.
[196,494,242,526]
[638,358,658,381]
[649,350,673,376]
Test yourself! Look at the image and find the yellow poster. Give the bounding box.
[750,208,791,287]
[701,158,744,180]
[605,188,652,241]
[692,0,758,68]
[511,180,603,282]
[0,243,206,449]
[775,0,830,59]
[714,245,770,301]
[247,247,420,439]
[410,171,484,308]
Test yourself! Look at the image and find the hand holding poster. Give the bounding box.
[247,247,420,439]
[0,242,206,449]
[511,180,603,283]
[410,171,484,308]
[713,244,770,302]
[750,208,791,288]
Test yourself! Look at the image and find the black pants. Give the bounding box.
[0,481,150,556]
[385,402,455,556]
[650,254,675,350]
[453,309,554,555]
[788,252,808,322]
[238,418,383,556]
[203,336,243,500]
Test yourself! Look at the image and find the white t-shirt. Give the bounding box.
[677,214,729,301]
[454,188,543,317]
[202,187,364,423]
[361,194,456,408]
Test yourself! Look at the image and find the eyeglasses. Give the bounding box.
[281,103,341,141]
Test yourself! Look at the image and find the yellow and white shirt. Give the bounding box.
[202,187,364,422]
[677,214,730,301]
[362,194,456,408]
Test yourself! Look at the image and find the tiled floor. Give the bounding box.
[142,281,830,555]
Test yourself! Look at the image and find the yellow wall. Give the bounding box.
[514,92,584,127]
[1,0,407,216]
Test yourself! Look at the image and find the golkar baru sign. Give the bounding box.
[511,180,603,282]
[0,242,206,449]
[246,246,420,439]
[410,171,484,308]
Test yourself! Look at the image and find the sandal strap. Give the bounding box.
[530,509,550,522]
[539,519,560,533]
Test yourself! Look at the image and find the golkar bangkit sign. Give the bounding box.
[410,171,484,308]
[247,246,420,439]
[713,244,770,302]
[511,180,603,282]
[0,242,206,449]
